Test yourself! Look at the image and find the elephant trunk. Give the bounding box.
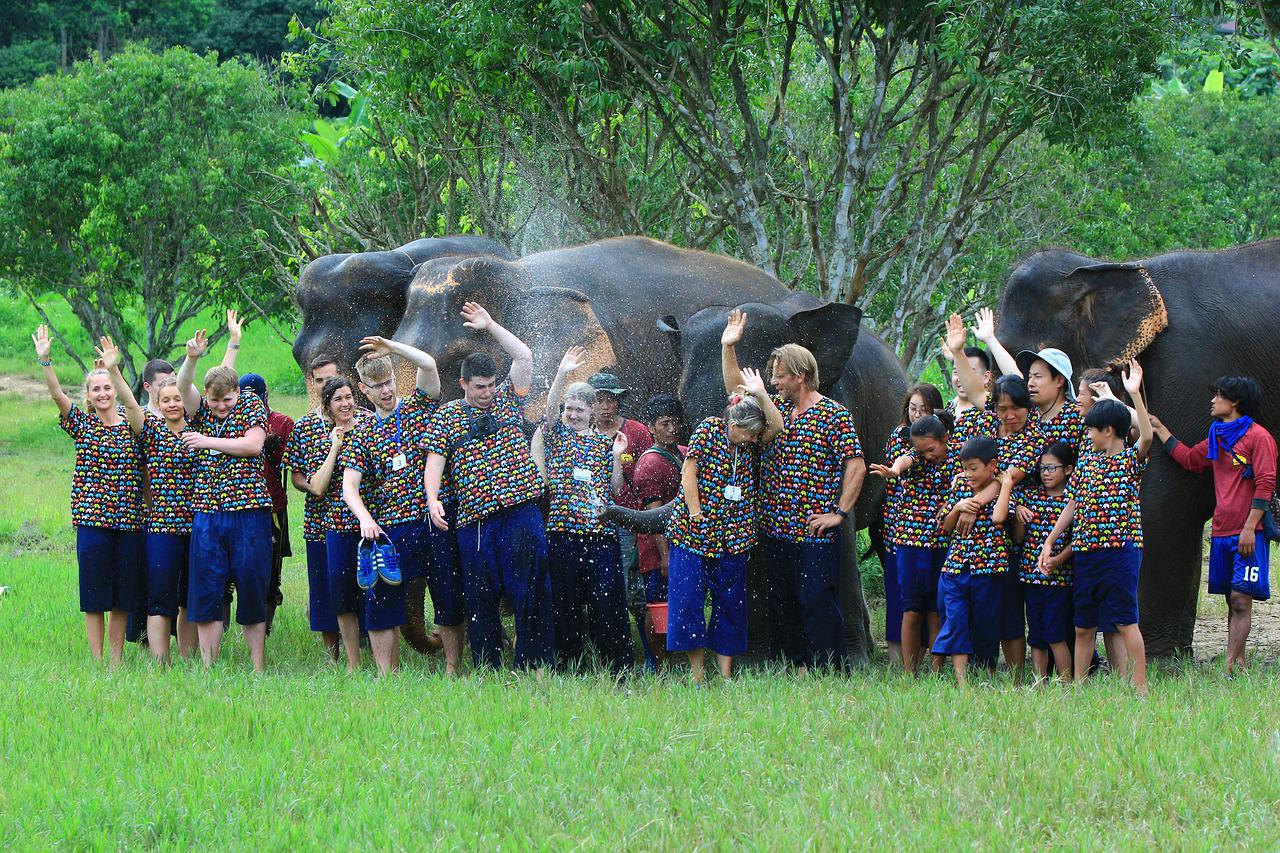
[600,500,675,534]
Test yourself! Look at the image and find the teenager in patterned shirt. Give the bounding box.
[424,302,554,672]
[1039,360,1151,696]
[176,331,273,671]
[97,337,198,664]
[720,308,864,673]
[666,371,781,684]
[34,326,144,668]
[534,346,632,674]
[283,356,349,663]
[341,337,458,676]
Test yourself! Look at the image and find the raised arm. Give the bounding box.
[305,427,345,497]
[720,308,747,395]
[176,329,209,416]
[973,307,1019,378]
[358,335,441,398]
[461,301,532,393]
[220,309,243,370]
[1122,359,1152,461]
[32,325,72,417]
[945,314,987,407]
[546,346,587,426]
[96,336,145,434]
[736,366,783,444]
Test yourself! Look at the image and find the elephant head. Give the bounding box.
[996,250,1169,372]
[658,293,863,424]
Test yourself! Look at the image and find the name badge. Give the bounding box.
[391,453,408,471]
[723,485,743,502]
[207,448,222,458]
[572,467,594,483]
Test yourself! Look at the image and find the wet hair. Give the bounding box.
[321,376,355,417]
[203,365,239,398]
[1081,367,1126,403]
[1042,441,1078,469]
[1083,398,1131,437]
[563,381,596,408]
[909,411,955,442]
[461,352,498,382]
[641,393,685,426]
[993,374,1032,410]
[726,396,766,435]
[309,354,338,377]
[1210,376,1261,418]
[963,346,991,372]
[142,358,175,385]
[152,375,180,396]
[355,353,394,384]
[959,435,998,464]
[899,382,945,427]
[769,343,819,389]
[82,367,112,404]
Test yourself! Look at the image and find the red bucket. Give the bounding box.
[647,602,669,634]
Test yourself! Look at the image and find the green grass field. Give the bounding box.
[1,314,1279,848]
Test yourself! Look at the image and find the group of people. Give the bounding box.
[37,296,1275,688]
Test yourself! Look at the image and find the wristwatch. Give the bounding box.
[834,508,849,519]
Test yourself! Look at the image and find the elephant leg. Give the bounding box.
[839,520,873,667]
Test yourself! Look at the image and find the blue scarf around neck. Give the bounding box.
[1207,415,1253,461]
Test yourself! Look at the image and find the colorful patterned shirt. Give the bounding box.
[325,427,367,533]
[1017,487,1072,586]
[1038,403,1084,455]
[880,430,911,545]
[423,381,544,528]
[286,410,372,539]
[544,420,615,536]
[941,479,1009,575]
[667,417,759,557]
[997,421,1045,479]
[1068,447,1145,551]
[138,417,197,535]
[189,389,273,514]
[59,406,144,530]
[339,390,440,528]
[952,406,999,442]
[761,395,863,543]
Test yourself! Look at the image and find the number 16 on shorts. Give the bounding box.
[1233,547,1271,601]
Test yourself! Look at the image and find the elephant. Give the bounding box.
[994,239,1280,656]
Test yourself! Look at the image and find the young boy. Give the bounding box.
[1151,376,1276,676]
[934,436,1010,684]
[1040,360,1151,695]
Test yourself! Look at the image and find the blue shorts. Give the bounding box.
[76,526,143,614]
[188,510,272,625]
[421,507,465,627]
[642,569,668,603]
[1073,546,1140,629]
[304,539,339,633]
[881,546,901,644]
[666,545,749,656]
[325,530,405,632]
[933,571,1002,658]
[1208,533,1271,601]
[896,544,945,614]
[1000,566,1025,642]
[145,532,189,618]
[1024,584,1073,650]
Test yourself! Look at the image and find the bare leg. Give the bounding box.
[176,608,198,658]
[1103,631,1128,678]
[1073,628,1095,684]
[85,613,106,661]
[645,613,668,671]
[1116,622,1147,696]
[439,624,464,675]
[715,653,734,679]
[242,622,266,673]
[336,613,361,672]
[1030,647,1050,682]
[687,648,705,684]
[887,641,903,668]
[1049,641,1072,683]
[146,615,172,664]
[927,613,943,672]
[320,631,341,662]
[951,653,968,686]
[901,611,924,674]
[197,620,225,668]
[1001,638,1026,683]
[107,609,128,669]
[1226,592,1253,676]
[369,628,399,676]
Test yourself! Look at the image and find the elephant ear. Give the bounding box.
[514,285,619,419]
[1061,262,1168,366]
[444,254,533,302]
[782,299,863,392]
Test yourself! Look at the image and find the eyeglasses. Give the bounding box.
[1038,464,1065,473]
[365,378,395,392]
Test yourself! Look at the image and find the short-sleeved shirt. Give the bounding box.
[544,419,614,536]
[189,389,273,514]
[139,417,197,535]
[667,417,759,557]
[1017,488,1072,586]
[325,427,369,533]
[262,410,295,514]
[59,406,144,530]
[613,419,655,510]
[423,381,544,527]
[952,406,1000,442]
[891,440,960,549]
[761,395,863,543]
[1068,447,1145,551]
[997,421,1045,480]
[634,444,687,573]
[1038,403,1084,455]
[941,479,1009,575]
[880,430,911,544]
[286,410,371,540]
[339,390,441,527]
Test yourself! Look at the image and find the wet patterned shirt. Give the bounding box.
[1017,487,1072,587]
[189,390,273,514]
[139,417,197,535]
[423,381,544,528]
[892,441,961,549]
[667,417,759,557]
[59,406,144,530]
[761,395,863,543]
[544,420,614,536]
[1038,404,1084,455]
[286,410,372,539]
[339,390,441,528]
[941,479,1009,575]
[1068,447,1145,551]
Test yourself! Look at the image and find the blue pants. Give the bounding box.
[764,535,847,670]
[457,502,555,670]
[422,506,465,627]
[1024,584,1073,650]
[999,564,1025,642]
[146,532,189,618]
[880,546,902,643]
[896,544,945,614]
[303,539,339,633]
[666,545,748,656]
[188,510,271,625]
[325,530,405,632]
[933,572,1002,659]
[1208,533,1271,601]
[1074,546,1141,628]
[76,526,143,614]
[547,531,631,674]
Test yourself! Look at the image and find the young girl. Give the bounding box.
[34,326,144,667]
[97,337,197,664]
[665,370,781,684]
[535,345,631,674]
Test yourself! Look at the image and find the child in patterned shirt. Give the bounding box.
[1039,360,1151,696]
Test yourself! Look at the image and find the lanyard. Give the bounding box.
[377,401,403,449]
[725,423,741,486]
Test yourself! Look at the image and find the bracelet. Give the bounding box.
[38,359,52,367]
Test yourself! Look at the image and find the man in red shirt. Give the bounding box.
[1152,376,1276,676]
[239,372,295,634]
